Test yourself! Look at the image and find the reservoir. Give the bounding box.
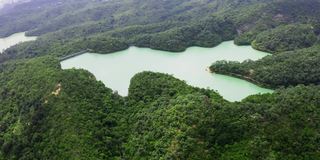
[0,32,37,53]
[61,41,273,102]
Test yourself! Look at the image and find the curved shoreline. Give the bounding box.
[0,32,37,53]
[61,41,273,102]
[61,40,271,62]
[208,69,275,90]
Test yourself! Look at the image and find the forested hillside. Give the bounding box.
[0,57,126,159]
[0,0,267,37]
[0,0,320,159]
[209,0,320,88]
[125,73,320,159]
[210,45,320,88]
[0,58,319,159]
[1,0,320,63]
[252,24,317,53]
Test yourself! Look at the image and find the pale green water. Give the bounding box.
[61,41,273,102]
[0,32,37,53]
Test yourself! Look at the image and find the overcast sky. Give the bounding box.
[0,0,8,3]
[0,0,9,5]
[0,0,16,5]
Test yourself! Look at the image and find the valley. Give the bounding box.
[0,0,319,159]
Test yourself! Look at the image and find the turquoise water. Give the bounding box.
[61,41,274,102]
[0,32,37,53]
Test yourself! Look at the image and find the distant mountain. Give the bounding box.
[0,0,270,37]
[1,0,319,61]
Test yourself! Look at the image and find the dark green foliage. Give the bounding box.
[144,17,236,52]
[232,0,320,49]
[0,0,259,38]
[0,58,319,159]
[207,0,320,89]
[124,93,218,159]
[125,72,320,159]
[0,15,236,61]
[70,36,129,54]
[0,0,265,61]
[2,0,320,62]
[0,0,320,159]
[0,36,128,62]
[128,72,224,104]
[210,45,320,88]
[0,57,125,159]
[252,24,317,53]
[239,85,320,159]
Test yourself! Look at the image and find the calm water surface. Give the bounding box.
[0,32,37,53]
[61,41,274,101]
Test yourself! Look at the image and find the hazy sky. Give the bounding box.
[0,0,23,7]
[0,0,8,5]
[0,0,15,5]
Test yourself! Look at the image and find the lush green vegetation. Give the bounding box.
[0,0,320,159]
[0,57,125,159]
[1,58,319,159]
[0,0,262,38]
[0,14,237,62]
[206,0,320,89]
[124,72,320,159]
[252,24,317,53]
[210,45,320,88]
[233,0,320,49]
[0,57,320,159]
[1,0,320,62]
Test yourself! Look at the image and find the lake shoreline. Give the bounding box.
[60,40,269,61]
[61,41,273,102]
[209,69,275,90]
[0,32,37,53]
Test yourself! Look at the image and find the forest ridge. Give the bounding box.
[0,0,319,159]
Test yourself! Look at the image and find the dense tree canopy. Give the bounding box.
[2,0,320,62]
[0,0,319,159]
[0,57,125,159]
[1,59,319,159]
[252,24,317,53]
[210,44,320,88]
